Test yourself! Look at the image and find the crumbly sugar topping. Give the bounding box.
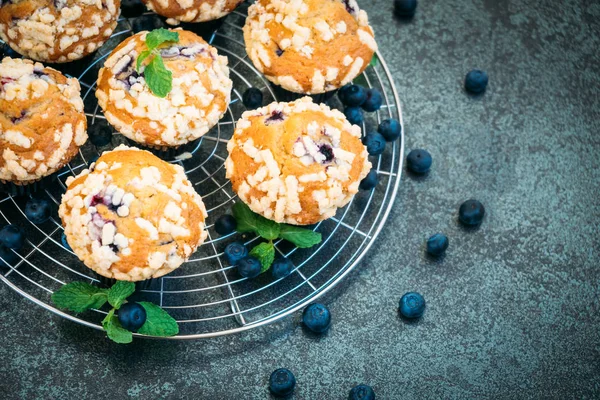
[143,0,244,24]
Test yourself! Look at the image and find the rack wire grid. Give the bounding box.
[0,3,404,339]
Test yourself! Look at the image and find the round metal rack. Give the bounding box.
[0,3,404,339]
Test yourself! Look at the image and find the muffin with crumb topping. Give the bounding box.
[142,0,244,25]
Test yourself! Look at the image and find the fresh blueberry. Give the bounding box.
[242,87,263,110]
[0,245,17,269]
[118,302,147,332]
[399,292,426,319]
[24,198,52,224]
[214,214,237,235]
[363,133,386,156]
[302,303,331,333]
[0,225,24,250]
[344,107,364,126]
[338,84,367,107]
[465,69,488,94]
[224,242,248,265]
[236,256,262,279]
[378,119,401,142]
[61,232,72,251]
[120,0,146,18]
[426,233,449,256]
[359,169,378,190]
[89,124,113,147]
[271,258,294,279]
[406,149,432,174]
[349,384,376,400]
[458,199,485,226]
[269,368,296,397]
[362,89,383,112]
[394,0,418,17]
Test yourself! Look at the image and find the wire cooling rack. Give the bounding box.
[0,3,404,339]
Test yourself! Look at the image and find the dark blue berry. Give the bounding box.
[0,245,17,269]
[363,133,386,155]
[118,302,147,332]
[269,368,296,397]
[395,0,417,17]
[120,0,146,18]
[344,107,364,126]
[349,384,376,400]
[338,84,367,107]
[131,15,164,34]
[465,69,488,94]
[89,124,113,147]
[378,119,401,142]
[236,256,262,279]
[24,198,52,224]
[302,303,331,333]
[61,232,72,251]
[214,214,237,235]
[362,89,383,112]
[0,225,24,250]
[242,87,263,109]
[458,199,485,226]
[406,149,432,174]
[399,292,426,319]
[359,169,378,190]
[271,258,294,279]
[224,242,248,265]
[426,233,449,256]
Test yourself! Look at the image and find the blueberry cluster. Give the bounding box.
[223,241,295,280]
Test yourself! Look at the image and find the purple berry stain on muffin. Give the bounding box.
[318,144,335,163]
[343,0,356,14]
[265,110,285,125]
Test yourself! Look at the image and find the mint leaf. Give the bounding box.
[279,225,322,248]
[107,281,135,309]
[102,309,133,344]
[145,28,179,50]
[249,242,275,272]
[145,55,172,98]
[136,49,152,71]
[232,202,280,240]
[369,53,379,67]
[51,282,108,313]
[137,302,179,337]
[256,218,280,240]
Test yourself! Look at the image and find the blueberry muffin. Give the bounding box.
[96,29,232,149]
[59,145,208,281]
[0,57,87,185]
[226,97,371,225]
[142,0,244,25]
[243,0,377,94]
[0,0,120,63]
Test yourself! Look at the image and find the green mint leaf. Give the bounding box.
[369,53,379,67]
[137,302,179,337]
[279,225,322,248]
[136,49,152,71]
[145,28,179,50]
[107,281,135,310]
[232,202,280,240]
[256,218,280,240]
[102,309,133,344]
[51,282,108,313]
[249,242,275,273]
[145,55,172,98]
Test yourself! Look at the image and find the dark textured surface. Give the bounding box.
[1,0,600,398]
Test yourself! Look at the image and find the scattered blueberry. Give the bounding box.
[269,368,296,397]
[465,69,488,94]
[362,88,383,112]
[271,258,294,279]
[120,0,146,18]
[406,149,432,174]
[236,256,262,279]
[0,245,17,269]
[363,133,386,156]
[24,198,52,224]
[344,107,364,126]
[131,15,164,34]
[89,124,113,147]
[349,384,376,400]
[378,119,401,142]
[224,242,248,265]
[302,303,331,333]
[338,84,367,107]
[0,225,24,250]
[394,0,417,18]
[458,199,485,226]
[215,214,237,235]
[399,292,426,319]
[118,302,147,332]
[359,169,378,190]
[61,232,72,251]
[426,233,449,256]
[242,87,263,109]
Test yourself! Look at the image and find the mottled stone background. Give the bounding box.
[1,0,599,398]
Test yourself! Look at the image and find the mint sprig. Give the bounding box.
[136,28,179,98]
[52,281,179,343]
[231,202,322,271]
